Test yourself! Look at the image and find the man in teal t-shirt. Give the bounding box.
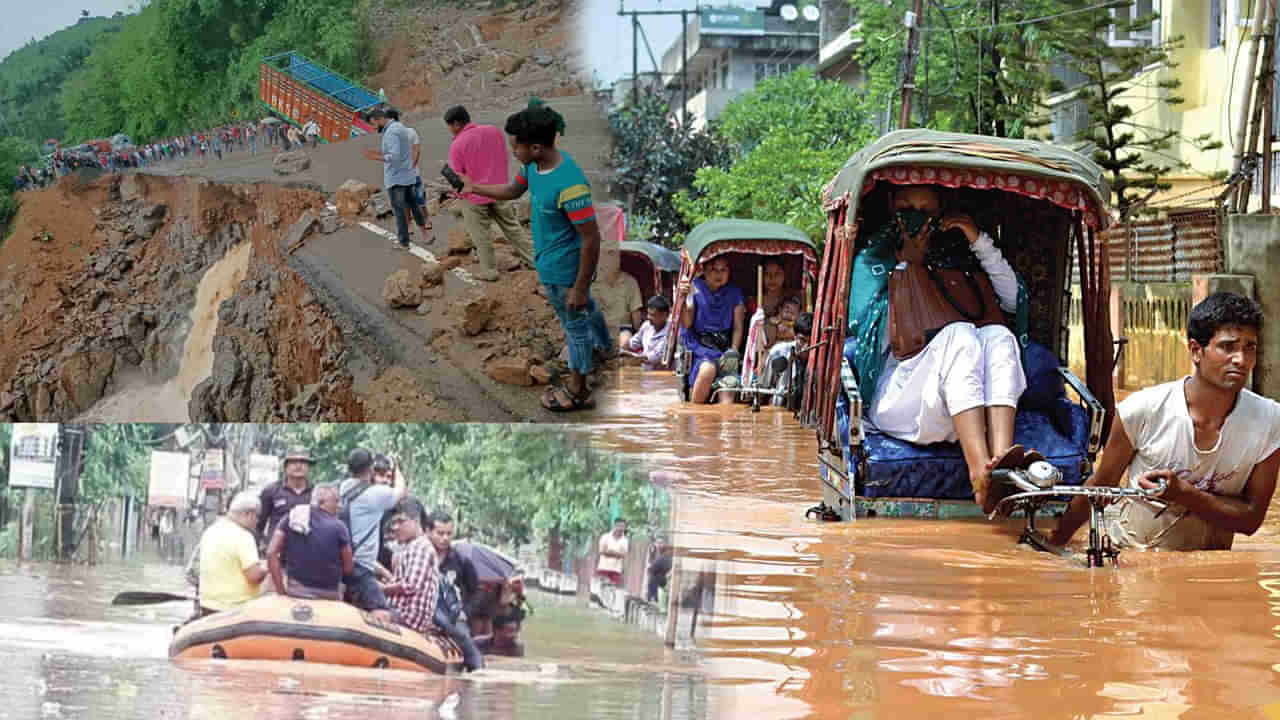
[461,105,611,413]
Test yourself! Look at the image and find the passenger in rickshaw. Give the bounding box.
[621,295,672,370]
[679,256,746,404]
[744,260,795,320]
[847,184,1039,512]
[759,297,803,398]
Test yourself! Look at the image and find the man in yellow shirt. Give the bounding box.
[198,491,268,616]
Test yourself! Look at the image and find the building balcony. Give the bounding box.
[818,21,861,71]
[681,88,739,132]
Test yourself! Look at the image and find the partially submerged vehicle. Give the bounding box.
[621,240,681,303]
[666,218,819,407]
[799,129,1130,564]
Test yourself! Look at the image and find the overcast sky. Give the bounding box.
[577,0,768,87]
[1,0,139,62]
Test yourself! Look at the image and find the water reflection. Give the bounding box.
[579,367,1280,719]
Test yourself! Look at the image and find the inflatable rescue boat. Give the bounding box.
[169,594,464,674]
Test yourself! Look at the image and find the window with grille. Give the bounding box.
[1052,97,1091,144]
[1110,0,1155,46]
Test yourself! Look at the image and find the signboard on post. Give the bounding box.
[9,423,58,489]
[200,449,226,490]
[248,453,280,494]
[700,7,765,35]
[148,451,191,508]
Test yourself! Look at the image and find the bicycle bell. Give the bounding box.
[1026,461,1061,489]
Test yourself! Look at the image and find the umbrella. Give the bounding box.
[451,541,520,584]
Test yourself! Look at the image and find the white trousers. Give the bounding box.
[869,323,1026,445]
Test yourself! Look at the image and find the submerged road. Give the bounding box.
[575,367,1280,719]
[0,553,704,719]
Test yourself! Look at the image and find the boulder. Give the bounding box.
[461,297,499,336]
[319,215,339,234]
[382,269,422,308]
[416,261,445,287]
[282,210,318,252]
[272,150,311,175]
[487,357,533,386]
[529,364,552,385]
[336,180,372,216]
[496,55,526,77]
[494,248,523,272]
[56,348,115,413]
[447,225,474,255]
[439,256,464,271]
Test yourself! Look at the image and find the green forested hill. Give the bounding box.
[0,15,126,146]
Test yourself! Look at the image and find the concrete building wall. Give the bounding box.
[1224,213,1280,398]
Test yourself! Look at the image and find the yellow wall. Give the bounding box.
[1064,0,1269,207]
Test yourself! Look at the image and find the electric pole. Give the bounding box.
[897,0,925,130]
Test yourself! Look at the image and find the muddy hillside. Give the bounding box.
[1,0,619,422]
[366,0,588,114]
[0,172,363,421]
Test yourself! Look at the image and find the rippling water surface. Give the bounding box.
[0,552,704,719]
[579,367,1280,719]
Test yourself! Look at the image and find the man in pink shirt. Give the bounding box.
[444,105,534,281]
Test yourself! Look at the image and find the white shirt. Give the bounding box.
[626,320,670,370]
[1109,378,1280,550]
[406,127,422,179]
[597,531,629,574]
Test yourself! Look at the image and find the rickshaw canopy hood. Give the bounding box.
[683,218,816,262]
[822,129,1112,230]
[621,240,682,273]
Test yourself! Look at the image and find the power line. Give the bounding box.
[917,0,1126,34]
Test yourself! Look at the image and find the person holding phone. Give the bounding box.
[444,105,533,280]
[459,105,611,413]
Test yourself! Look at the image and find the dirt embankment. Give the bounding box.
[0,172,364,421]
[366,0,587,116]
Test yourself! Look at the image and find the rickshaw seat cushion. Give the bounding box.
[860,401,1090,499]
[1019,341,1066,410]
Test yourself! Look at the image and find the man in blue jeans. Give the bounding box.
[362,107,425,251]
[339,448,407,621]
[460,105,611,411]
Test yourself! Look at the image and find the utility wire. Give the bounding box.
[917,0,1125,33]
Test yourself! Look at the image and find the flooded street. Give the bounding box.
[582,368,1280,719]
[0,554,705,719]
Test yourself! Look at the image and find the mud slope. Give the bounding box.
[0,173,364,421]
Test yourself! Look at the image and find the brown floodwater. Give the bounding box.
[582,367,1280,719]
[0,551,705,719]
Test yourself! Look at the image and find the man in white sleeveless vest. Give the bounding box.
[1052,292,1280,550]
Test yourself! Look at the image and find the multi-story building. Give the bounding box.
[1043,0,1276,207]
[659,1,821,130]
[815,0,862,87]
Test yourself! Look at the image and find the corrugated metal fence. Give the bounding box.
[1087,210,1222,283]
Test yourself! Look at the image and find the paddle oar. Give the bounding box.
[111,591,194,606]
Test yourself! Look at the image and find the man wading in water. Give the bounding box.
[1052,292,1280,551]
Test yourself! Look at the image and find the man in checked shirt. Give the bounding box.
[381,498,441,639]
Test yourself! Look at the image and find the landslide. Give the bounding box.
[0,172,365,421]
[365,0,587,116]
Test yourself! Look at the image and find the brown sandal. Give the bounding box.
[542,382,594,412]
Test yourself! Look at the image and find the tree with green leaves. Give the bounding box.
[1031,1,1222,220]
[849,0,1065,136]
[608,89,732,244]
[675,68,876,243]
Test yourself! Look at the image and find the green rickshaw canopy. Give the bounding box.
[822,129,1112,230]
[683,218,816,263]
